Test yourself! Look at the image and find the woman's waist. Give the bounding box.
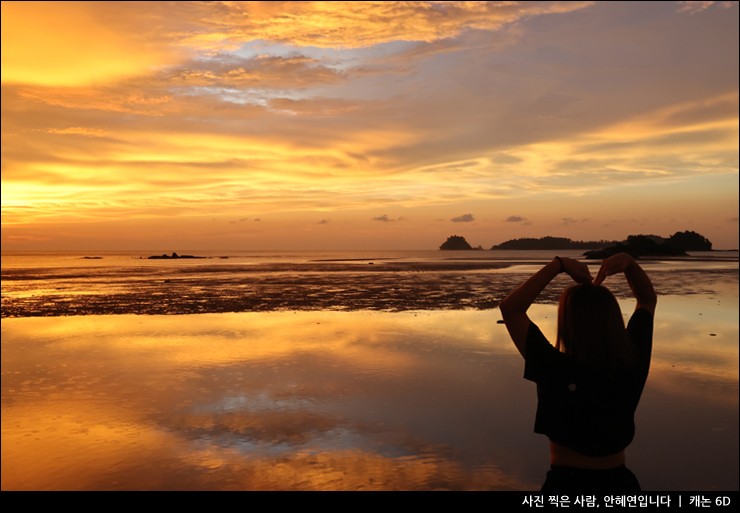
[549,441,626,469]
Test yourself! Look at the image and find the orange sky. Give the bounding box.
[2,1,738,250]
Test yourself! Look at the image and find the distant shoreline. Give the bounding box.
[1,248,738,259]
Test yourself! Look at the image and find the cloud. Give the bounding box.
[15,84,178,116]
[451,214,474,223]
[372,214,404,222]
[169,54,345,91]
[562,217,589,225]
[2,1,738,250]
[45,127,109,138]
[677,1,736,15]
[504,215,533,226]
[174,1,594,50]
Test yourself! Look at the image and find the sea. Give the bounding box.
[1,249,738,491]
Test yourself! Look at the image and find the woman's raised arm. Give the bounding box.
[499,257,592,356]
[594,252,657,315]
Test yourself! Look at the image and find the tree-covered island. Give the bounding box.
[441,231,713,257]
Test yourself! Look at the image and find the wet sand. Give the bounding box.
[2,259,737,317]
[2,291,737,491]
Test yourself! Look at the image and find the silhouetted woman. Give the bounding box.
[499,252,656,492]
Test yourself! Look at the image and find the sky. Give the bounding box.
[1,1,738,251]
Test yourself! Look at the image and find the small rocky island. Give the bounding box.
[146,252,206,259]
[439,235,474,250]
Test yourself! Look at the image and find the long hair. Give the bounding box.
[556,284,637,373]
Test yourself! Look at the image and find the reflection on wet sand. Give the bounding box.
[2,295,738,490]
[3,261,737,317]
[2,311,538,490]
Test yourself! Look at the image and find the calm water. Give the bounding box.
[1,250,738,490]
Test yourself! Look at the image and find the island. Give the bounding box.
[439,235,474,250]
[491,236,611,250]
[488,231,712,258]
[146,252,207,259]
[666,230,713,251]
[583,231,712,259]
[582,236,685,259]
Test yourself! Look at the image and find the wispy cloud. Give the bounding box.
[372,214,404,222]
[45,127,109,138]
[562,217,589,225]
[676,1,736,15]
[173,1,594,50]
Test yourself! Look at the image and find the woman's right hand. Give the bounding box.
[593,252,636,285]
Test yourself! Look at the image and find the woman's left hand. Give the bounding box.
[560,257,593,284]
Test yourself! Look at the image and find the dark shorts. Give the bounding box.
[541,465,641,493]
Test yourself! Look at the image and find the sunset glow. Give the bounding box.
[2,1,738,250]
